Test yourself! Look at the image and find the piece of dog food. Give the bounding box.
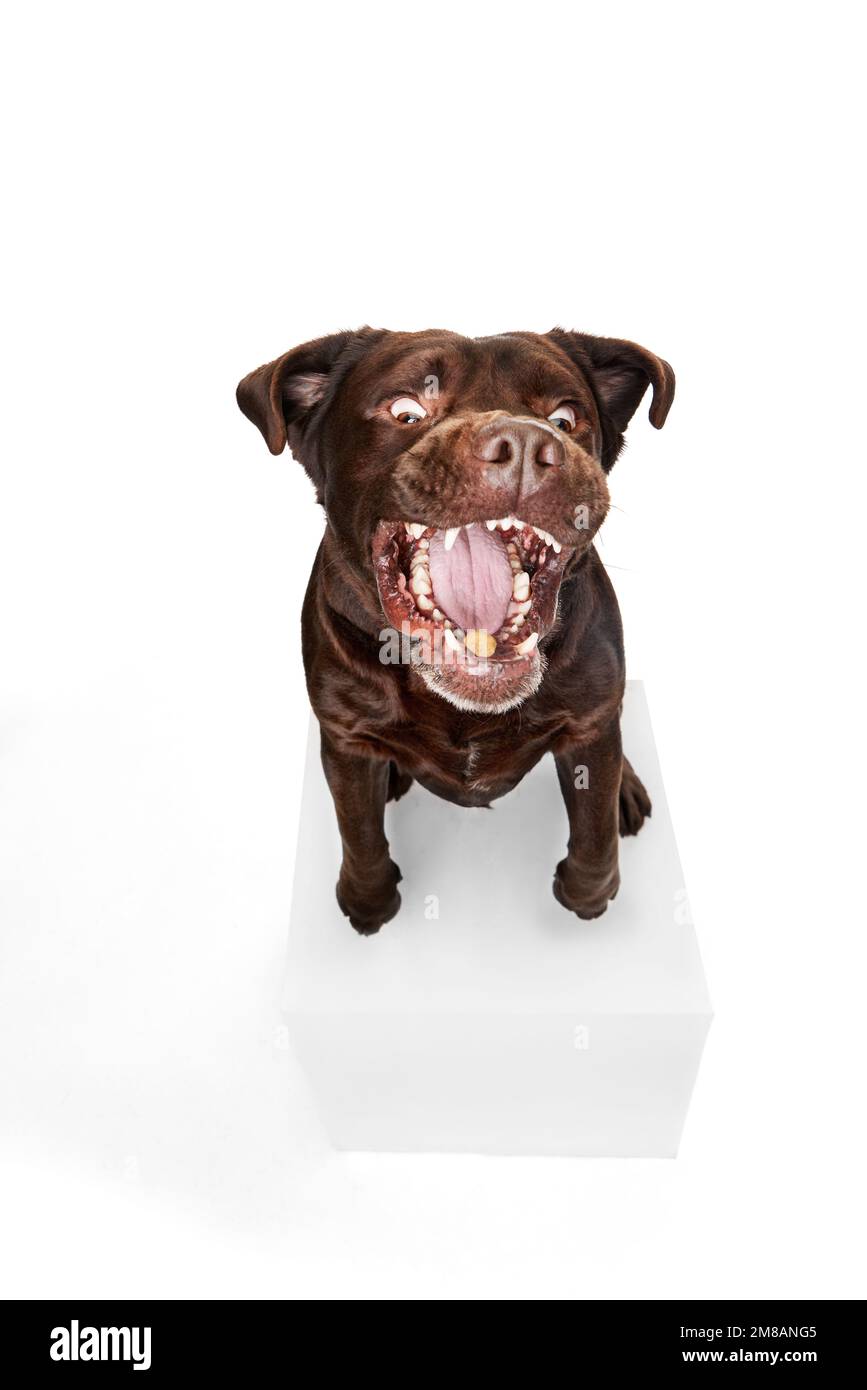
[465,628,496,658]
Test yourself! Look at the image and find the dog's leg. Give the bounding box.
[619,755,652,836]
[386,760,414,803]
[320,731,402,935]
[552,719,622,920]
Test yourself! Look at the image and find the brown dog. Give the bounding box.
[238,329,674,934]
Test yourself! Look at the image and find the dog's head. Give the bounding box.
[238,329,674,713]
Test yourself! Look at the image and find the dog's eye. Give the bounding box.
[390,397,427,425]
[547,404,577,433]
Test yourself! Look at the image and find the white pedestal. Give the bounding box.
[285,682,711,1157]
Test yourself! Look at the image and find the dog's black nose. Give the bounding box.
[473,418,565,497]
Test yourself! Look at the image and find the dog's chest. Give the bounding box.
[462,740,481,778]
[453,738,506,795]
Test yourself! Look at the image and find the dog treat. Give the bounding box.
[464,628,496,659]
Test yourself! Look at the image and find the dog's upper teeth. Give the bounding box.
[443,526,461,551]
[406,521,426,539]
[497,516,514,530]
[525,523,560,553]
[485,519,498,531]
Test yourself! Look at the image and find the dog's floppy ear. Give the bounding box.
[236,330,360,458]
[547,329,675,469]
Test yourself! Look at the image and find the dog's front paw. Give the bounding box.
[553,858,619,921]
[336,860,402,936]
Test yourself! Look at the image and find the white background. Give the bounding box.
[1,1,865,1298]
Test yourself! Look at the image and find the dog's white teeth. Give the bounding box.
[406,521,426,539]
[512,570,530,601]
[551,538,562,554]
[443,627,463,654]
[443,526,461,551]
[485,519,499,531]
[515,631,539,655]
[415,593,434,613]
[507,598,532,617]
[410,571,432,596]
[498,516,514,530]
[528,524,553,547]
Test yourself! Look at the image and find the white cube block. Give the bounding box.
[285,681,711,1157]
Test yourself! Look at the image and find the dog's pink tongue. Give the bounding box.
[427,525,513,634]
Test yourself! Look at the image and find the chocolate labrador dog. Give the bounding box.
[238,329,674,934]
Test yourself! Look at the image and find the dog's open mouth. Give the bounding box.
[372,517,570,708]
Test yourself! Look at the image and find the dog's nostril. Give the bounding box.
[488,436,513,464]
[535,437,559,468]
[472,428,516,465]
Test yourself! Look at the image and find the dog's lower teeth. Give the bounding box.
[515,631,539,655]
[512,571,530,600]
[410,573,432,596]
[416,593,434,613]
[443,627,462,654]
